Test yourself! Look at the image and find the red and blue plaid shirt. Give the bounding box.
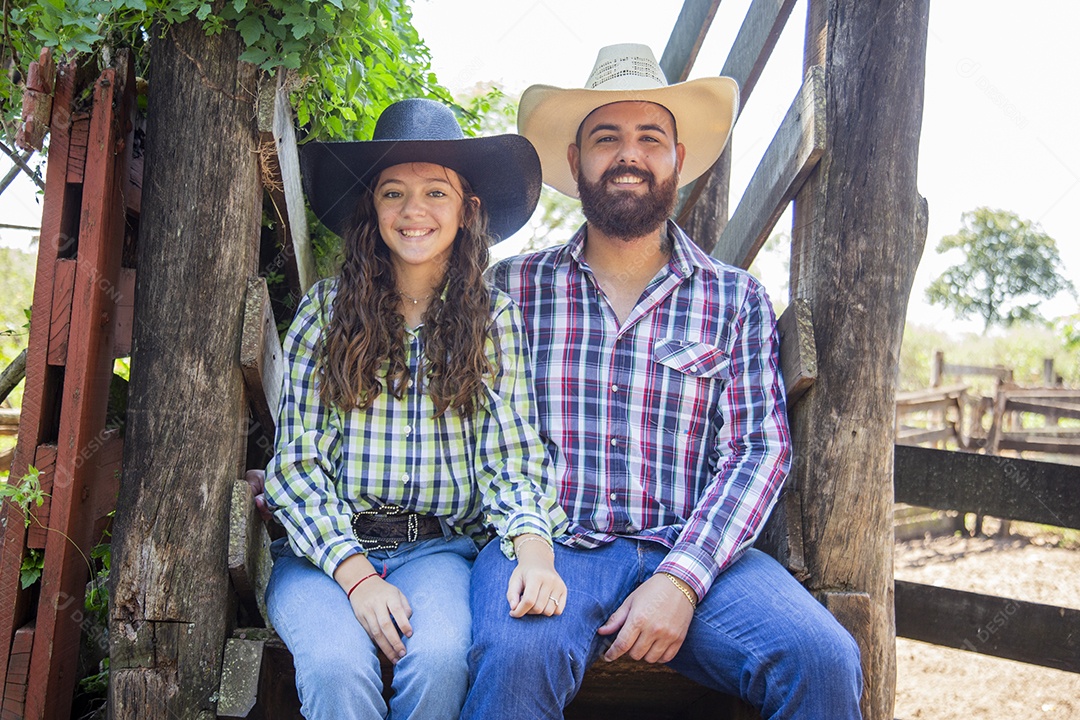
[489,221,791,599]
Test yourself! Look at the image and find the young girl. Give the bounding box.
[263,98,568,720]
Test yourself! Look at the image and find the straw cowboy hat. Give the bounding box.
[518,43,739,198]
[301,98,542,242]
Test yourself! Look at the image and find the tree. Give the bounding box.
[926,207,1076,331]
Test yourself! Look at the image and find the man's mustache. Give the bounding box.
[599,165,654,186]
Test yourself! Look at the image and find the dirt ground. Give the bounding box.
[893,524,1080,720]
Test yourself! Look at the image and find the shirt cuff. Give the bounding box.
[316,535,367,579]
[499,512,554,560]
[654,544,724,601]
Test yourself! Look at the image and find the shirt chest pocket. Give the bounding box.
[652,338,732,380]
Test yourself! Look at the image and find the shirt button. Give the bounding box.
[609,492,617,500]
[610,437,618,446]
[689,364,699,373]
[401,473,410,483]
[403,424,412,436]
[611,384,619,393]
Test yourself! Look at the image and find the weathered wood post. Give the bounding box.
[108,18,261,717]
[788,2,929,718]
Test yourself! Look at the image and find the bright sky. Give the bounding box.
[2,1,1077,335]
[410,0,1080,334]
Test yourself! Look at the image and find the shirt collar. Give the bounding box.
[565,220,715,280]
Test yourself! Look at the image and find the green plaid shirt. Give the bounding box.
[265,279,567,578]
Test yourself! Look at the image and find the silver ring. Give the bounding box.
[548,595,560,607]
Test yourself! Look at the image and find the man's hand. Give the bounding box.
[597,573,696,664]
[507,534,567,618]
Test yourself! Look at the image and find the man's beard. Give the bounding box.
[577,165,679,241]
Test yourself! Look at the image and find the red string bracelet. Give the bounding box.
[346,572,378,599]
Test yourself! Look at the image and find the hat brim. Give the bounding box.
[518,77,739,198]
[300,135,542,243]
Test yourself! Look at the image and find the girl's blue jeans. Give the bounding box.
[462,539,863,719]
[266,533,477,720]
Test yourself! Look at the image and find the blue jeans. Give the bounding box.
[462,539,862,719]
[266,533,477,720]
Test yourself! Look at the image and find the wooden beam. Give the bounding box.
[0,57,77,699]
[112,268,137,358]
[216,637,265,718]
[895,580,1080,673]
[894,383,968,406]
[893,445,1080,530]
[711,65,825,269]
[676,0,798,220]
[942,363,1013,380]
[1005,399,1080,421]
[997,436,1080,456]
[46,258,77,366]
[1003,388,1080,400]
[0,349,26,404]
[776,299,816,405]
[25,56,135,720]
[241,276,284,448]
[660,0,723,82]
[896,427,955,446]
[228,480,273,624]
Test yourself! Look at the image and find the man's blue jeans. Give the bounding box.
[266,533,477,720]
[462,539,863,719]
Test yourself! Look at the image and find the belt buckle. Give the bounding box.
[352,505,416,552]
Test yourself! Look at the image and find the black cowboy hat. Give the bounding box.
[300,98,542,243]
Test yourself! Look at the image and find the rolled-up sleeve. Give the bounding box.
[264,280,365,577]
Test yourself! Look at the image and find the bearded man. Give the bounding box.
[461,44,863,719]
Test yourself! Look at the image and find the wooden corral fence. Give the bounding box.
[896,351,1080,457]
[0,1,935,719]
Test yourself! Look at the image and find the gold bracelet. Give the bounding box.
[513,535,553,554]
[663,573,698,609]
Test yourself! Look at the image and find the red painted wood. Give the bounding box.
[25,445,56,550]
[25,58,135,720]
[112,268,136,358]
[0,58,77,698]
[46,259,76,366]
[65,116,90,185]
[0,624,33,718]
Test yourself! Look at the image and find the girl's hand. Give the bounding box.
[506,534,567,618]
[348,577,413,663]
[335,554,412,662]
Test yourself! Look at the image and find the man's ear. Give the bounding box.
[567,143,581,182]
[675,142,686,174]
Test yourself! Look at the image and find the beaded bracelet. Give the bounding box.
[663,573,698,609]
[346,572,378,599]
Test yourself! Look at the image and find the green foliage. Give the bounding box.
[925,208,1076,331]
[0,465,46,527]
[20,548,43,589]
[1,0,469,147]
[0,247,35,408]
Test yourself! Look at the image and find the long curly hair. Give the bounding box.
[318,169,495,417]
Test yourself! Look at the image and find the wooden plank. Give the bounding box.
[228,480,273,625]
[216,638,265,718]
[25,57,135,720]
[272,78,315,294]
[241,276,284,448]
[676,0,798,221]
[712,65,825,269]
[1001,388,1080,400]
[942,363,1013,380]
[46,258,77,366]
[0,624,32,718]
[896,427,955,446]
[65,116,90,184]
[754,488,807,579]
[776,299,816,406]
[26,444,57,549]
[895,383,968,405]
[895,580,1080,673]
[895,398,957,415]
[112,268,137,358]
[659,0,723,82]
[0,410,17,434]
[894,445,1080,529]
[0,57,78,698]
[997,436,1080,455]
